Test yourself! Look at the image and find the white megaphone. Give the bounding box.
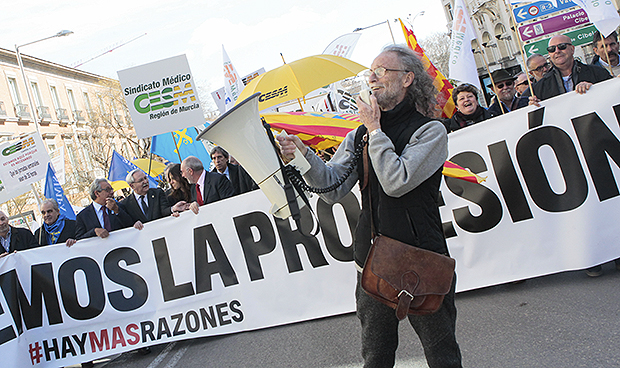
[196,92,311,219]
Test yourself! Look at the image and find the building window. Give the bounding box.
[83,92,93,111]
[7,77,22,105]
[30,81,43,107]
[67,89,77,111]
[50,86,61,109]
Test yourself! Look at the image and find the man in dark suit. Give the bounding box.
[181,156,234,212]
[34,198,77,247]
[120,169,186,229]
[0,210,38,255]
[210,146,258,196]
[75,178,133,240]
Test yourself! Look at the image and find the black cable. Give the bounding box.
[284,134,367,194]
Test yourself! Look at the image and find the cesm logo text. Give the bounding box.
[124,74,200,120]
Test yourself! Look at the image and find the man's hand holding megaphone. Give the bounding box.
[277,134,307,163]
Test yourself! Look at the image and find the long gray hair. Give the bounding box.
[382,44,437,117]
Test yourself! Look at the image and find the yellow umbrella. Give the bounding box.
[236,54,367,111]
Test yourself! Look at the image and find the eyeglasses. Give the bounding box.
[531,62,550,73]
[547,43,571,53]
[369,67,410,78]
[99,187,114,193]
[495,80,514,89]
[516,80,528,87]
[41,209,56,215]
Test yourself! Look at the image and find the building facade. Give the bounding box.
[0,47,143,218]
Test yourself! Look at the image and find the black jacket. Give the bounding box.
[211,163,258,196]
[34,219,76,246]
[353,100,448,268]
[75,203,133,239]
[532,60,611,101]
[487,95,528,116]
[444,106,496,133]
[190,171,235,205]
[4,226,38,252]
[120,188,172,224]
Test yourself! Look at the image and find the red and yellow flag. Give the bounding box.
[442,161,486,184]
[399,19,456,119]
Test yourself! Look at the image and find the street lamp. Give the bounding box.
[406,11,425,30]
[15,30,73,132]
[353,20,396,44]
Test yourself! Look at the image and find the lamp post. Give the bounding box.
[353,20,396,44]
[15,30,73,133]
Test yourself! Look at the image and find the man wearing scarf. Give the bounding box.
[34,199,77,247]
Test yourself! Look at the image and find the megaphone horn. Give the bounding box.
[196,92,310,219]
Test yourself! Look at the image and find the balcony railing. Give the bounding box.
[56,108,70,126]
[73,109,85,121]
[37,106,52,124]
[15,104,31,119]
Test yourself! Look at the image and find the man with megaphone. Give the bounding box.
[278,44,462,368]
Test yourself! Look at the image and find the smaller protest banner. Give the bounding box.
[118,55,204,139]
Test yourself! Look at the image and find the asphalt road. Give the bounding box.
[76,261,620,368]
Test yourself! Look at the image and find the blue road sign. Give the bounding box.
[513,0,578,24]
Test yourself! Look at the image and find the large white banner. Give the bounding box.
[0,132,50,203]
[118,55,204,139]
[440,78,620,290]
[1,78,619,366]
[0,190,359,367]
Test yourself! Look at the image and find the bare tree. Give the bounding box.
[419,32,451,78]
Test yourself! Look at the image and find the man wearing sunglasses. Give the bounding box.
[526,54,551,82]
[530,35,611,103]
[487,69,528,116]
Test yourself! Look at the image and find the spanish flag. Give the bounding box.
[442,161,486,184]
[399,19,456,119]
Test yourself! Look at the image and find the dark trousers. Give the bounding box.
[355,273,462,368]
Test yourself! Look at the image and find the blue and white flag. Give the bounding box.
[43,162,76,220]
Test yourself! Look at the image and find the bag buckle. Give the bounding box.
[396,289,414,320]
[398,289,413,299]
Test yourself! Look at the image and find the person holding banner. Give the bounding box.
[487,69,528,116]
[34,198,76,247]
[444,83,495,133]
[75,178,133,239]
[530,35,612,103]
[120,169,187,230]
[278,45,462,368]
[180,156,235,213]
[0,211,38,256]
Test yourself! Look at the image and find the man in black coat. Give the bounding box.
[120,169,186,229]
[210,146,258,196]
[34,198,77,247]
[0,210,38,255]
[75,178,133,240]
[530,35,611,103]
[181,156,235,210]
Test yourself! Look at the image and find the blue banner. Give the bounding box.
[152,127,211,168]
[43,163,76,220]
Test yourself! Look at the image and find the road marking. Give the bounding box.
[146,342,176,368]
[164,345,190,368]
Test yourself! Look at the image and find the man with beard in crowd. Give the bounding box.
[278,44,462,368]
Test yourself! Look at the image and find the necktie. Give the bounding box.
[102,207,111,231]
[196,183,204,206]
[140,195,148,215]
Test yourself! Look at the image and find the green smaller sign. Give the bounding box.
[524,24,597,57]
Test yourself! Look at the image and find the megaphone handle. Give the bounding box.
[262,118,319,237]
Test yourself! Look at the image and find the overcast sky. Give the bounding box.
[1,0,449,108]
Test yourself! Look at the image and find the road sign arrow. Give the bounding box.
[522,27,534,38]
[517,8,527,20]
[527,45,539,55]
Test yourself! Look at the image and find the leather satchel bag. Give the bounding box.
[361,234,455,320]
[358,135,455,320]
